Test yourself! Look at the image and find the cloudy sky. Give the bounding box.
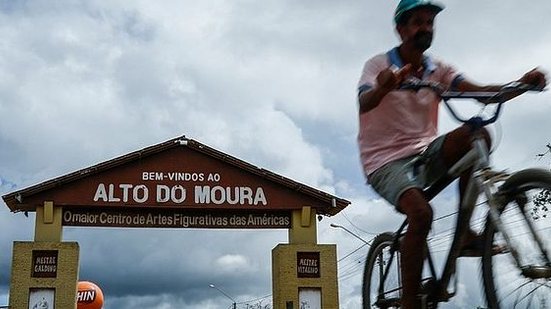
[1,0,550,308]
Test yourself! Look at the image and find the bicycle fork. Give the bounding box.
[485,179,551,279]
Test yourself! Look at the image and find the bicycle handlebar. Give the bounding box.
[399,79,545,127]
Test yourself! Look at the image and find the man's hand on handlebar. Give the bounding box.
[518,68,547,90]
[488,68,548,104]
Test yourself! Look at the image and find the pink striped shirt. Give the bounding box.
[357,47,463,178]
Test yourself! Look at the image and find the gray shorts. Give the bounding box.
[368,136,447,207]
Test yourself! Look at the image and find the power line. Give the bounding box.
[238,294,272,305]
[342,211,380,235]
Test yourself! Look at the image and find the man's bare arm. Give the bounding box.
[456,68,547,104]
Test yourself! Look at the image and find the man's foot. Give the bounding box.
[459,233,507,257]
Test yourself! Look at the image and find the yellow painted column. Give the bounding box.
[288,206,317,244]
[10,241,79,309]
[34,201,63,242]
[272,244,339,309]
[9,201,79,308]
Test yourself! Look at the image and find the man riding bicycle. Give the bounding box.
[356,0,547,308]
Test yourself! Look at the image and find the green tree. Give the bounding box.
[533,143,551,219]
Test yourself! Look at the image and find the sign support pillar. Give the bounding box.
[273,206,339,309]
[9,201,79,309]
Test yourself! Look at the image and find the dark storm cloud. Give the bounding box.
[66,228,285,307]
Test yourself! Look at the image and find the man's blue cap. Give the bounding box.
[394,0,444,24]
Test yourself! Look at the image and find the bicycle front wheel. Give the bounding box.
[482,168,551,309]
[363,232,402,309]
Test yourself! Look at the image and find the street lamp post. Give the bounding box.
[209,284,237,309]
[330,223,371,245]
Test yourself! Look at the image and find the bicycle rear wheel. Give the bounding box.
[482,168,551,309]
[363,232,402,309]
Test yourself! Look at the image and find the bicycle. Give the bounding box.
[362,80,550,309]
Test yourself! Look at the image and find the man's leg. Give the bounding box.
[398,188,433,309]
[440,125,491,195]
[440,125,492,243]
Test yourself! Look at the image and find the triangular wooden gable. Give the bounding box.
[3,136,350,218]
